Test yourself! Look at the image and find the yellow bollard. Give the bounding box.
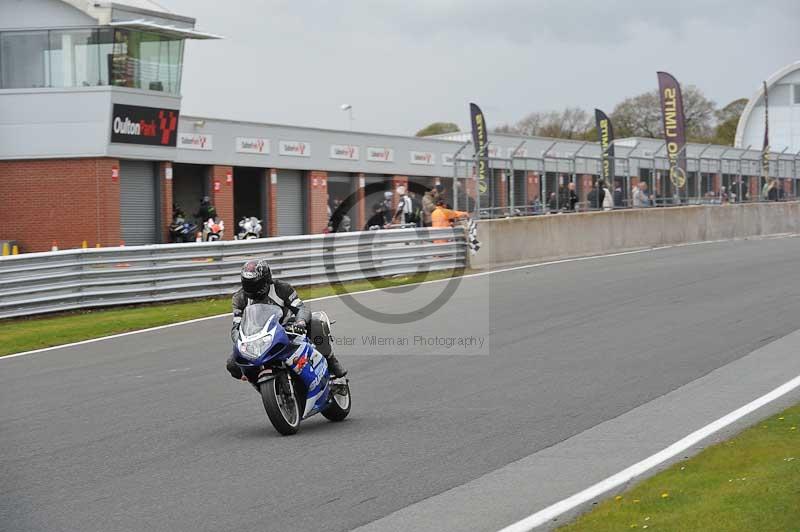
[12,245,19,255]
[96,243,101,248]
[82,240,88,249]
[1,243,8,256]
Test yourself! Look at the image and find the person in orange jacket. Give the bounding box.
[431,199,468,243]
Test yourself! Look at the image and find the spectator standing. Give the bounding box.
[393,185,413,224]
[364,204,385,230]
[422,185,439,227]
[196,196,217,222]
[587,183,599,210]
[632,181,650,207]
[602,181,614,211]
[613,180,624,209]
[567,182,578,211]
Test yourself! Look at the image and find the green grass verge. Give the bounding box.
[559,403,800,532]
[0,269,461,357]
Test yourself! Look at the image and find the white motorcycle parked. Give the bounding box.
[236,217,262,240]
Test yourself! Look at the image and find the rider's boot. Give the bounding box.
[325,352,348,378]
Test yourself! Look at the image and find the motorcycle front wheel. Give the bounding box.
[260,373,301,435]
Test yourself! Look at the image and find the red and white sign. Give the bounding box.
[279,140,311,157]
[226,171,233,184]
[366,146,394,162]
[178,133,213,151]
[236,137,270,155]
[213,180,221,192]
[441,153,455,166]
[410,151,435,165]
[111,167,119,182]
[330,144,360,161]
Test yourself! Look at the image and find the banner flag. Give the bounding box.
[594,109,615,185]
[657,71,687,190]
[469,103,489,208]
[762,80,770,179]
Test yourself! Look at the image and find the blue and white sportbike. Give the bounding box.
[233,303,351,435]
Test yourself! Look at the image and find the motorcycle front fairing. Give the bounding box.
[234,304,332,418]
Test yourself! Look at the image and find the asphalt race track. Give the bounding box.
[3,237,800,532]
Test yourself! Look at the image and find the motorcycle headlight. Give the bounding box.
[238,332,274,360]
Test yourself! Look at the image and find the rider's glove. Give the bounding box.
[291,319,307,335]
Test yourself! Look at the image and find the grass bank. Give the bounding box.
[0,269,460,356]
[559,403,800,532]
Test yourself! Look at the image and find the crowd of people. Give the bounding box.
[328,183,469,233]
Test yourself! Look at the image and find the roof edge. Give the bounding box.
[734,61,800,148]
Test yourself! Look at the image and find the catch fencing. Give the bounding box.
[449,140,800,218]
[0,227,466,319]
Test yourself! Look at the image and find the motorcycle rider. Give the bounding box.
[226,259,348,380]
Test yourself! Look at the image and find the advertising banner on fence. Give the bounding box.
[657,71,687,190]
[762,80,770,179]
[594,109,615,184]
[469,103,489,205]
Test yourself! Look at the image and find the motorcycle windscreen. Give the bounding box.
[240,304,284,336]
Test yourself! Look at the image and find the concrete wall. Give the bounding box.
[470,203,800,270]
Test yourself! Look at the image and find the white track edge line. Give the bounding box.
[497,373,800,532]
[3,233,794,361]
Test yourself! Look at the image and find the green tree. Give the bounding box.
[415,122,460,137]
[494,108,594,140]
[712,98,748,146]
[611,85,716,142]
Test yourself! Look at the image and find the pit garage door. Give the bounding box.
[277,169,304,235]
[119,160,158,246]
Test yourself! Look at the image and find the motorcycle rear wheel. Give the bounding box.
[260,373,301,435]
[322,381,351,422]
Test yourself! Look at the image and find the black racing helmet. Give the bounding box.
[240,259,272,298]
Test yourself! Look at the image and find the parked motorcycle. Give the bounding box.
[236,217,262,240]
[203,218,225,241]
[169,215,198,243]
[233,304,351,435]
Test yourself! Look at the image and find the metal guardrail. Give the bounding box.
[0,227,467,319]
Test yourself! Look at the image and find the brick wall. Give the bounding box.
[209,165,234,240]
[267,169,278,236]
[307,170,329,233]
[159,162,173,243]
[355,173,366,230]
[0,158,120,252]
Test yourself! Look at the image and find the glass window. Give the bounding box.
[0,31,48,88]
[47,29,101,87]
[794,84,800,105]
[0,28,182,93]
[110,29,184,94]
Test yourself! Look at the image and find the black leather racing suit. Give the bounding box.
[226,279,334,379]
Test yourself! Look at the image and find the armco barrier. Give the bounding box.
[0,227,466,319]
[469,202,800,270]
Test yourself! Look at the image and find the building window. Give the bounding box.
[0,28,182,94]
[794,84,800,105]
[110,29,184,94]
[0,31,49,88]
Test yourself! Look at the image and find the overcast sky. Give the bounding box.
[166,0,800,136]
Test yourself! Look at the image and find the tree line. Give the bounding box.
[416,87,748,146]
